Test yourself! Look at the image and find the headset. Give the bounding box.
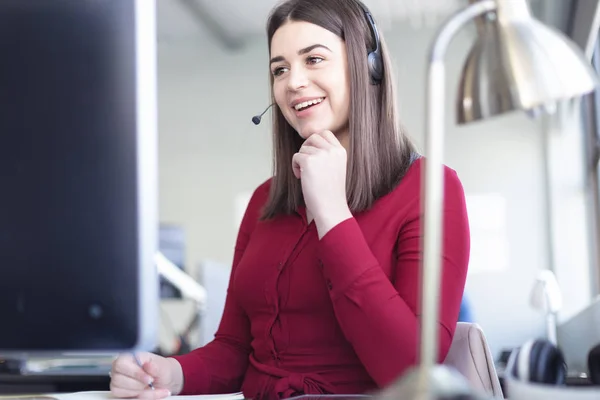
[357,1,384,85]
[506,338,600,386]
[506,338,567,385]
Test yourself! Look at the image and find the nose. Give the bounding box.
[287,66,309,91]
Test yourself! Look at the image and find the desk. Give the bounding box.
[497,372,593,398]
[0,373,110,395]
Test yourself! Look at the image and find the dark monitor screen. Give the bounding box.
[0,0,158,355]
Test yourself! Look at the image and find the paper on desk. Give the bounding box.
[0,391,244,400]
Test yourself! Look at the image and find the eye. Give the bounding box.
[307,56,324,65]
[272,66,288,77]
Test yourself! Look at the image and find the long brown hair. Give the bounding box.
[261,0,416,220]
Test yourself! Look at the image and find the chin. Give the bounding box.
[296,125,329,139]
[298,130,315,139]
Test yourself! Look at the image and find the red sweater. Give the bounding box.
[172,158,470,399]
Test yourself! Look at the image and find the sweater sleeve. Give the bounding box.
[316,168,470,388]
[170,182,268,394]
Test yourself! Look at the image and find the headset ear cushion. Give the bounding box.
[367,51,383,83]
[530,339,567,385]
[587,343,600,384]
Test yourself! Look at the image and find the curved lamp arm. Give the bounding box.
[420,0,497,376]
[155,252,207,310]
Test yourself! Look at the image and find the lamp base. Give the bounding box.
[374,365,493,400]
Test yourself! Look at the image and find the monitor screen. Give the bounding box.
[0,0,158,355]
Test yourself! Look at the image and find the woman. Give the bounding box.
[109,0,470,399]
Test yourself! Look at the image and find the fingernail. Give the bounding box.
[167,391,172,396]
[147,377,154,385]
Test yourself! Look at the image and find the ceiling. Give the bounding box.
[156,0,573,49]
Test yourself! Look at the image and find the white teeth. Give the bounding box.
[294,97,324,111]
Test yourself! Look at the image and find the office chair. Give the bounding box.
[587,343,600,385]
[443,322,504,398]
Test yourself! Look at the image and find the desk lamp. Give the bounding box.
[377,0,598,399]
[155,252,207,354]
[530,270,563,346]
[155,252,207,307]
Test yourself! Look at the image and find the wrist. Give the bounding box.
[167,357,185,395]
[315,206,352,239]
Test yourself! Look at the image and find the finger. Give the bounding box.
[138,388,172,400]
[298,145,319,155]
[318,130,341,146]
[110,383,144,399]
[304,133,331,149]
[110,372,148,393]
[112,357,154,385]
[292,153,309,179]
[143,360,160,379]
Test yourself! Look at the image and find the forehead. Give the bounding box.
[270,20,343,56]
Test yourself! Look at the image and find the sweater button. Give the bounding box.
[327,280,333,290]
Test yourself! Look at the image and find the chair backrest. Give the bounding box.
[443,322,504,398]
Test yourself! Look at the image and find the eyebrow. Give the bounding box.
[269,44,332,65]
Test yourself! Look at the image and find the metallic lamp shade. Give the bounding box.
[457,15,600,124]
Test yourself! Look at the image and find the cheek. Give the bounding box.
[273,84,285,108]
[273,85,292,118]
[329,83,350,117]
[326,72,349,105]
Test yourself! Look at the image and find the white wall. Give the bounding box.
[157,36,273,273]
[156,22,553,357]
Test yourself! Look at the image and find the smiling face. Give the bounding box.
[269,21,351,144]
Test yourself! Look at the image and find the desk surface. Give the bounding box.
[0,373,109,395]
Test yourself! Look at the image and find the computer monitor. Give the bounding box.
[0,0,158,355]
